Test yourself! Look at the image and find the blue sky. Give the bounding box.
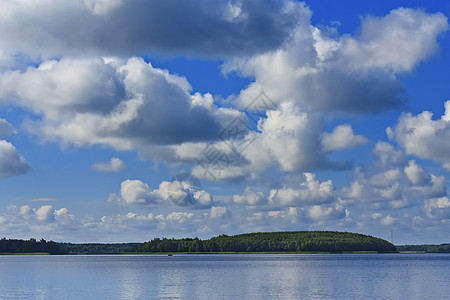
[1,0,450,244]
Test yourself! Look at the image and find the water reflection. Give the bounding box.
[0,254,449,299]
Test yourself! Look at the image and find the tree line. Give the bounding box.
[0,238,67,254]
[396,244,450,253]
[130,231,397,253]
[59,243,139,254]
[0,238,140,254]
[9,231,433,254]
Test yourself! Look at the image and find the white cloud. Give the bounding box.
[29,197,57,202]
[388,100,450,170]
[10,204,67,225]
[83,0,124,15]
[35,205,55,222]
[191,143,254,182]
[120,179,157,205]
[336,8,448,73]
[233,187,266,206]
[372,141,404,167]
[251,101,350,172]
[158,179,213,208]
[19,205,33,219]
[227,8,448,114]
[209,206,230,219]
[257,102,326,171]
[193,190,213,208]
[0,57,235,152]
[423,197,450,220]
[166,212,194,224]
[54,208,68,216]
[117,178,213,208]
[0,119,16,137]
[380,215,396,226]
[307,204,346,220]
[93,157,126,172]
[14,204,71,223]
[269,173,334,206]
[188,100,354,183]
[0,3,449,244]
[321,124,367,152]
[0,48,15,69]
[404,160,431,186]
[0,0,309,58]
[339,143,447,209]
[0,140,30,178]
[1,7,441,184]
[371,212,382,220]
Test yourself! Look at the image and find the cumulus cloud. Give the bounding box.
[0,57,235,150]
[227,8,448,114]
[257,102,326,171]
[269,173,334,206]
[0,204,92,241]
[233,187,266,206]
[0,140,30,178]
[19,205,33,219]
[336,8,448,73]
[166,212,194,224]
[117,178,213,208]
[188,101,352,183]
[404,160,432,186]
[339,142,447,208]
[372,141,405,167]
[0,0,309,57]
[0,119,16,137]
[209,206,230,219]
[190,140,256,182]
[251,101,351,172]
[193,190,213,208]
[321,124,367,152]
[229,172,350,225]
[423,197,450,220]
[120,179,157,205]
[267,207,301,221]
[16,204,67,222]
[1,6,441,183]
[93,157,126,172]
[35,205,55,222]
[380,215,396,226]
[388,100,450,170]
[307,204,346,221]
[1,2,449,243]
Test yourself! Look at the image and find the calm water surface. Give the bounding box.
[0,254,448,299]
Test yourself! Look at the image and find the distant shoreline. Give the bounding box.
[0,253,50,255]
[1,251,393,255]
[2,231,449,254]
[5,251,450,255]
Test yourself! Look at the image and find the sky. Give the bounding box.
[0,0,450,244]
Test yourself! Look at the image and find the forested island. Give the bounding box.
[12,231,450,254]
[131,231,396,253]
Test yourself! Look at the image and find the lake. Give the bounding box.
[0,254,448,299]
